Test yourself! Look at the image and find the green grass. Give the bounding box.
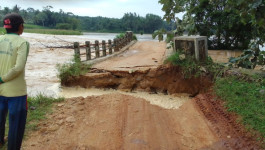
[214,76,265,144]
[24,24,49,29]
[0,28,6,35]
[56,55,91,83]
[165,50,225,78]
[1,25,82,35]
[0,94,64,149]
[24,29,82,35]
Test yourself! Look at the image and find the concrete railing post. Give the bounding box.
[95,40,100,58]
[85,41,91,60]
[114,38,119,52]
[125,33,129,44]
[108,39,112,54]
[102,40,107,56]
[74,42,80,59]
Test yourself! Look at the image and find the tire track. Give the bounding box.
[194,93,261,150]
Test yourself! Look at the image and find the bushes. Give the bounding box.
[165,50,224,78]
[56,55,91,82]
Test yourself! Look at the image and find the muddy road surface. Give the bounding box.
[21,33,261,149]
[22,92,260,150]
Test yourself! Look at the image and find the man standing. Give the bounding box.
[0,13,29,150]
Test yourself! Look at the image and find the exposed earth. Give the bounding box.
[20,33,261,149]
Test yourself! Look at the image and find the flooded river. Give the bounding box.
[22,33,156,97]
[21,32,252,97]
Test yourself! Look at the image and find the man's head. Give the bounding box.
[3,13,24,35]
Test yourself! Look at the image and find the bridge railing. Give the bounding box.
[74,31,133,61]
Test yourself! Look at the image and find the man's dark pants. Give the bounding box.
[0,95,27,150]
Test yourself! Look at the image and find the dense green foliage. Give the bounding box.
[159,0,265,69]
[0,5,172,34]
[215,76,265,143]
[79,13,171,33]
[56,55,91,82]
[229,47,265,69]
[159,0,265,50]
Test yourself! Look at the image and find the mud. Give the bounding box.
[62,65,212,96]
[22,93,217,150]
[194,93,262,149]
[60,87,190,109]
[22,92,261,150]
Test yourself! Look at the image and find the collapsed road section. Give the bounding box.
[62,65,212,96]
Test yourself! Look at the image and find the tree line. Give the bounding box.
[0,5,174,33]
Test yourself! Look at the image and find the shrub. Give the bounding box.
[115,33,125,39]
[56,55,91,82]
[165,50,224,78]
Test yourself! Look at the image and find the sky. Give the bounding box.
[0,0,167,19]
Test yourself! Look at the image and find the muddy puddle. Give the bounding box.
[60,87,190,109]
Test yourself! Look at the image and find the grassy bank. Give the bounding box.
[24,24,82,35]
[0,94,64,149]
[24,29,82,35]
[24,24,49,29]
[0,25,82,35]
[214,76,265,144]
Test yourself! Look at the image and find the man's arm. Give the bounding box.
[1,42,29,83]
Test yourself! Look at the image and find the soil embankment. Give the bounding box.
[63,65,212,96]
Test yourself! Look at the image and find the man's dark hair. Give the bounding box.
[3,13,24,33]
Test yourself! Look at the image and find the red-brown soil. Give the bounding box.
[22,93,261,150]
[22,41,262,149]
[63,65,213,96]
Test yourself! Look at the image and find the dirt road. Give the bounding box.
[22,94,217,149]
[22,37,260,149]
[22,92,259,150]
[93,41,166,71]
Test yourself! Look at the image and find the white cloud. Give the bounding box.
[0,0,165,19]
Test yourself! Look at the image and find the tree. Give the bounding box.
[159,0,254,50]
[144,14,163,33]
[12,5,20,13]
[35,12,48,26]
[3,7,10,15]
[159,0,265,68]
